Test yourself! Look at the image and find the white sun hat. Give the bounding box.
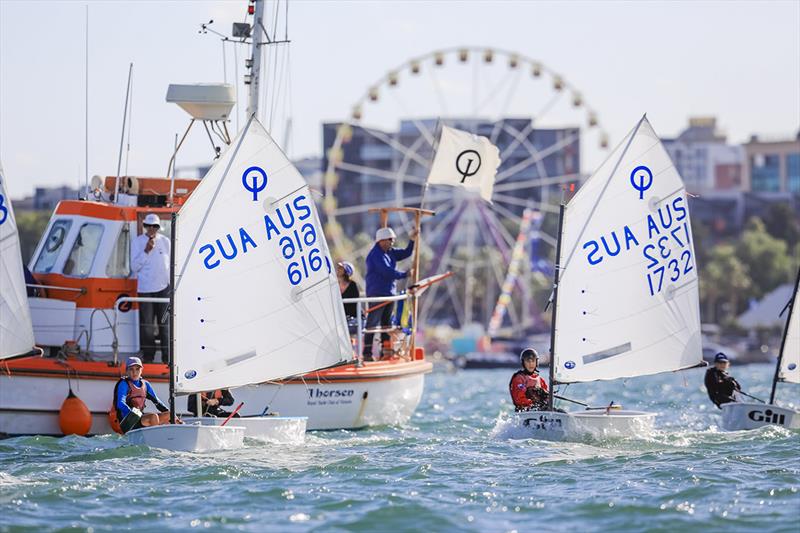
[143,213,162,228]
[375,227,397,242]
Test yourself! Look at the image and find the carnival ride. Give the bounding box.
[322,47,611,337]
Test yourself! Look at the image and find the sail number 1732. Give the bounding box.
[643,221,694,296]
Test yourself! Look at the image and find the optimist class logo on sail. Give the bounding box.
[581,165,695,297]
[197,168,331,285]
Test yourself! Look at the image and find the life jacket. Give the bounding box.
[201,390,223,401]
[509,370,548,410]
[126,378,147,410]
[110,377,148,424]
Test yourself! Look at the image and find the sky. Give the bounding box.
[1,0,798,199]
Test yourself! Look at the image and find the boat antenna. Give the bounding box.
[114,63,133,204]
[770,266,800,404]
[84,4,89,200]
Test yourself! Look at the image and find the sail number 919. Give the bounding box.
[279,223,330,285]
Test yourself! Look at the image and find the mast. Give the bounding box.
[770,266,800,404]
[547,202,566,411]
[246,0,266,120]
[169,212,177,424]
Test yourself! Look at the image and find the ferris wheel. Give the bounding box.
[323,47,610,335]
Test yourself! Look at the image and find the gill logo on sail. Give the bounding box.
[630,165,653,200]
[242,166,268,201]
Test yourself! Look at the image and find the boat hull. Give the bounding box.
[125,424,245,453]
[510,409,656,441]
[0,358,431,436]
[720,402,800,431]
[182,416,306,443]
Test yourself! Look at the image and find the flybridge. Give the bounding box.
[90,175,201,208]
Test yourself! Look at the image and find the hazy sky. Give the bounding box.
[1,0,798,199]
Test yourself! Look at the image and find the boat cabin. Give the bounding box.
[27,176,199,360]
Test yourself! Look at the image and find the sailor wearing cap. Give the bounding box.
[112,357,170,433]
[362,226,417,361]
[131,213,171,363]
[704,352,742,408]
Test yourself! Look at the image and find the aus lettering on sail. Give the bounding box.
[581,193,695,298]
[198,192,330,285]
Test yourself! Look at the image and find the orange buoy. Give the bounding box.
[58,389,92,436]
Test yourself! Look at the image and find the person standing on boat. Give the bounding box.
[131,213,171,363]
[509,348,550,411]
[112,357,170,433]
[187,389,237,418]
[363,227,417,361]
[337,261,361,329]
[704,352,742,408]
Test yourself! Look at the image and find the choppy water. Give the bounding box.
[1,363,798,532]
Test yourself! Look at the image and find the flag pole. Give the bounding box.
[420,119,443,212]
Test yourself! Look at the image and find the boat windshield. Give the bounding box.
[106,225,130,278]
[63,223,104,278]
[32,219,73,273]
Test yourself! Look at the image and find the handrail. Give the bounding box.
[26,283,85,294]
[112,296,169,365]
[339,293,414,363]
[341,294,407,304]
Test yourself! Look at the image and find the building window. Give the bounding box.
[751,153,780,192]
[787,153,800,193]
[32,219,73,273]
[63,223,104,278]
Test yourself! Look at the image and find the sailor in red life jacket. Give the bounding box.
[509,348,550,411]
[112,357,172,433]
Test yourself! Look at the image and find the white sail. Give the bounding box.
[0,162,36,360]
[553,116,703,383]
[173,117,352,394]
[778,271,799,384]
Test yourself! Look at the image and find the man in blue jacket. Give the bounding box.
[363,226,417,361]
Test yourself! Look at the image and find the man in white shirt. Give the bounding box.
[131,213,171,363]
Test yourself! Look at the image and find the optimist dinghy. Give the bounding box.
[721,266,800,431]
[511,115,705,441]
[125,114,353,451]
[182,415,306,444]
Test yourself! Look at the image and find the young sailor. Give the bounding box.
[187,389,237,418]
[112,357,170,433]
[704,352,742,409]
[509,348,550,411]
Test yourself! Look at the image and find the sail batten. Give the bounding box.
[553,117,703,384]
[174,119,351,394]
[0,163,36,360]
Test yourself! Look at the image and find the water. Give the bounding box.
[1,363,798,532]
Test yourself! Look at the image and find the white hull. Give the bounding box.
[182,416,306,443]
[125,424,245,453]
[720,402,800,431]
[510,409,656,441]
[0,364,427,436]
